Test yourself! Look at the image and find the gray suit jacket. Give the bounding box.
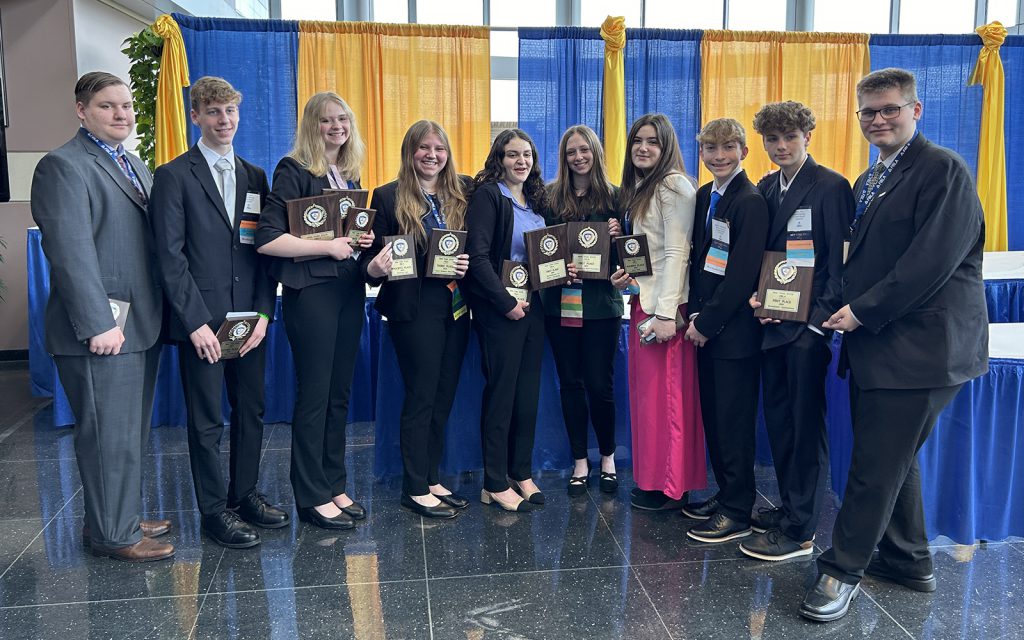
[31,128,163,356]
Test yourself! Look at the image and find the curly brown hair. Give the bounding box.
[473,129,548,211]
[752,101,815,135]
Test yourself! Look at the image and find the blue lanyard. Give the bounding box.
[424,192,446,229]
[623,209,633,235]
[85,131,144,191]
[854,131,918,228]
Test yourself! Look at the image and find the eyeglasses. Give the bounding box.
[856,102,915,122]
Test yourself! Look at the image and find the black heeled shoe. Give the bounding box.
[567,462,591,497]
[599,471,618,494]
[512,480,545,505]
[480,489,534,512]
[401,494,458,519]
[298,507,356,530]
[433,492,470,510]
[333,499,366,520]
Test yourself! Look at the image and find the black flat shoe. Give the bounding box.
[401,494,458,519]
[337,501,366,520]
[599,471,618,493]
[433,492,470,510]
[512,481,545,505]
[567,462,591,497]
[480,489,534,512]
[800,573,861,622]
[298,507,356,530]
[201,511,261,549]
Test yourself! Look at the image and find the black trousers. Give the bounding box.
[544,315,618,460]
[818,378,963,584]
[476,294,545,492]
[697,350,761,523]
[178,339,267,515]
[761,329,832,541]
[282,278,365,509]
[390,286,471,496]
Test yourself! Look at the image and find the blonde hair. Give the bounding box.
[547,125,616,222]
[619,113,688,224]
[394,120,468,245]
[697,118,747,147]
[288,92,365,180]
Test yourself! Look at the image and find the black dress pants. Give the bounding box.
[817,378,963,584]
[544,315,619,460]
[697,350,761,523]
[282,278,365,509]
[476,294,545,492]
[178,339,267,515]
[761,328,832,541]
[389,282,471,496]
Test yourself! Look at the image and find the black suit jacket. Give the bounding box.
[361,177,472,321]
[255,156,363,290]
[843,134,988,390]
[757,156,854,350]
[689,170,769,359]
[150,145,275,342]
[464,181,520,315]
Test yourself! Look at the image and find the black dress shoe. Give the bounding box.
[401,494,458,519]
[598,471,618,494]
[202,511,261,549]
[800,573,861,622]
[512,481,545,505]
[567,463,590,497]
[681,495,719,520]
[433,492,470,510]
[865,556,937,592]
[233,491,290,529]
[630,490,684,511]
[750,506,783,533]
[336,500,366,520]
[686,512,751,543]
[298,507,356,530]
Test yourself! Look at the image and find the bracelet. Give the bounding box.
[654,315,673,321]
[257,312,271,322]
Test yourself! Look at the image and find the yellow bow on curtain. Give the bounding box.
[601,16,626,185]
[969,21,1009,252]
[152,14,191,168]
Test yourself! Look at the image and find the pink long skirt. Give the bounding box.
[628,299,706,500]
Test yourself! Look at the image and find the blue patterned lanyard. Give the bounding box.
[424,192,446,229]
[85,131,144,196]
[853,131,918,231]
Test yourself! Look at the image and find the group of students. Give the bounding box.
[34,66,989,624]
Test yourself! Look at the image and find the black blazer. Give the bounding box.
[842,134,988,390]
[361,177,473,321]
[689,170,769,359]
[150,145,275,342]
[464,181,520,315]
[757,156,854,350]
[255,156,363,290]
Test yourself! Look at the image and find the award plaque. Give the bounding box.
[215,312,260,359]
[501,260,532,303]
[384,234,418,281]
[566,221,611,280]
[524,224,569,290]
[754,251,815,323]
[343,207,376,242]
[287,192,341,262]
[108,298,130,333]
[425,228,467,279]
[614,234,653,277]
[322,188,369,225]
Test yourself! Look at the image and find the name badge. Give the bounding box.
[244,192,261,214]
[786,207,814,267]
[704,219,729,276]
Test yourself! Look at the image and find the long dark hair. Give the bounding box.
[619,113,687,224]
[473,129,548,211]
[547,124,615,221]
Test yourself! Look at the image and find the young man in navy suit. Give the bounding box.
[800,68,988,622]
[739,102,854,561]
[683,119,769,544]
[150,76,287,549]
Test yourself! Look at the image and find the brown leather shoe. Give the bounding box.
[91,536,175,562]
[81,519,172,545]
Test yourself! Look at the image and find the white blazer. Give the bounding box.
[632,172,695,320]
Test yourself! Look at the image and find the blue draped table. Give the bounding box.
[27,228,379,428]
[983,251,1024,323]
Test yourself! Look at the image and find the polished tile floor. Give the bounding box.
[1,363,1022,639]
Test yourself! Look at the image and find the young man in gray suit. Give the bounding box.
[30,72,173,562]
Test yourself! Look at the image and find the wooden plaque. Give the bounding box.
[566,221,611,280]
[524,223,569,290]
[501,260,532,303]
[754,251,815,323]
[322,188,369,225]
[108,298,130,333]
[614,234,653,277]
[287,192,340,241]
[343,207,376,242]
[425,228,467,279]
[384,234,418,281]
[215,312,259,360]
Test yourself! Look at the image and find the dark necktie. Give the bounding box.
[706,190,722,236]
[116,154,146,204]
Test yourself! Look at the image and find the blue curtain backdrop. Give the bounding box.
[518,27,605,181]
[1001,36,1024,250]
[174,15,299,181]
[624,29,702,180]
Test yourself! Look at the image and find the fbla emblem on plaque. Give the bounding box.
[303,204,328,228]
[438,233,460,256]
[355,210,370,228]
[772,260,798,285]
[540,234,559,256]
[510,264,529,287]
[393,238,410,257]
[339,197,355,219]
[110,302,121,321]
[578,226,598,249]
[228,321,251,341]
[624,238,641,255]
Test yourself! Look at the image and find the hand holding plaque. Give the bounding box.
[384,234,418,281]
[754,251,814,322]
[425,229,467,279]
[614,234,652,277]
[567,221,611,279]
[524,224,569,290]
[215,312,260,360]
[502,260,532,303]
[288,192,343,262]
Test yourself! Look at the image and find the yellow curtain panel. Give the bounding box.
[297,21,491,191]
[969,22,1009,252]
[153,14,191,168]
[601,16,626,185]
[700,30,869,187]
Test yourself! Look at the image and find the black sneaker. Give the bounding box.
[750,506,783,534]
[739,529,814,561]
[630,490,684,511]
[681,495,718,520]
[686,512,751,543]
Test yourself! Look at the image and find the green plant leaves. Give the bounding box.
[123,25,163,172]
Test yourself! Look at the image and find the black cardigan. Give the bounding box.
[463,181,521,315]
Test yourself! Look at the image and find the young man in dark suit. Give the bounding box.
[150,76,287,549]
[31,72,173,561]
[683,119,769,543]
[739,102,855,561]
[800,68,988,622]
